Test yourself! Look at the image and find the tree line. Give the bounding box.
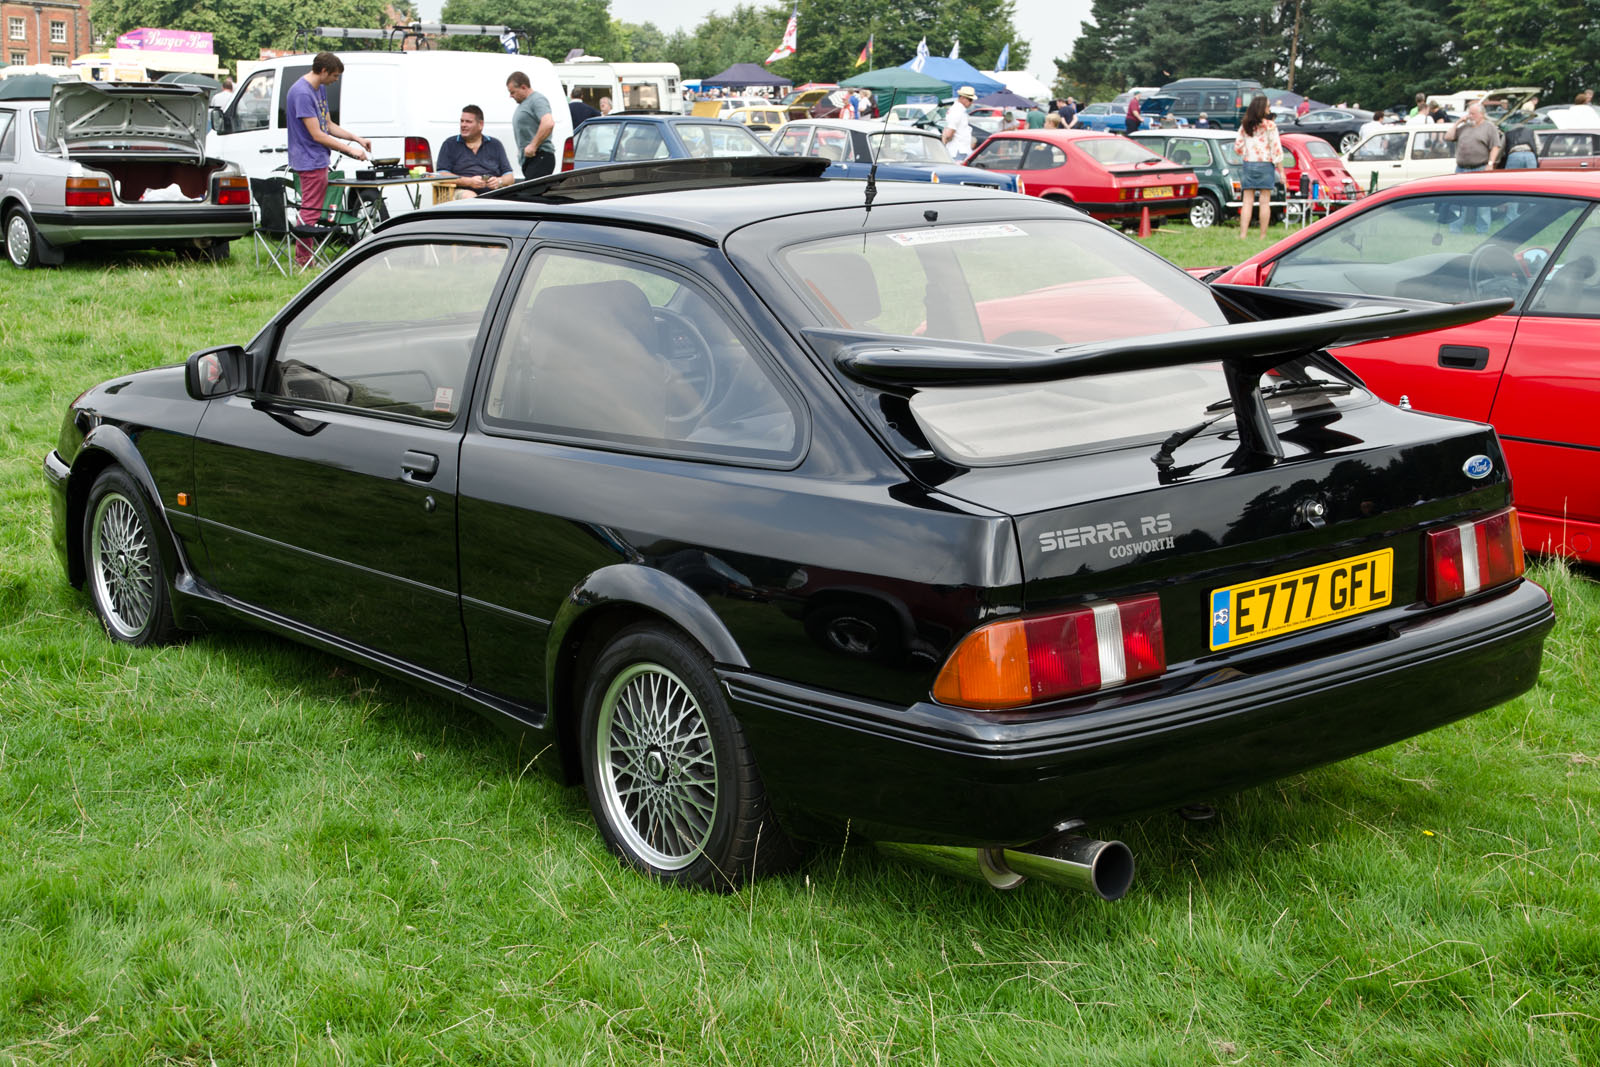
[82,0,1024,86]
[1061,0,1599,111]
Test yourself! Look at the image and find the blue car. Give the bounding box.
[1071,100,1184,132]
[767,119,1018,191]
[565,115,772,170]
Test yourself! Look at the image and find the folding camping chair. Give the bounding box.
[250,177,339,275]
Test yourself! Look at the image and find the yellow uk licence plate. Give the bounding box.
[1144,186,1174,199]
[1208,549,1393,651]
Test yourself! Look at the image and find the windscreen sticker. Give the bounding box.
[887,223,1027,246]
[433,387,455,413]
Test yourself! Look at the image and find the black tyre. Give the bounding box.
[83,467,176,645]
[5,208,41,269]
[579,623,795,889]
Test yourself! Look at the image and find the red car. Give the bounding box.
[1280,132,1365,214]
[1536,129,1600,170]
[1214,170,1600,561]
[964,130,1197,226]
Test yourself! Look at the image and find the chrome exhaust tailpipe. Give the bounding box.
[878,835,1135,901]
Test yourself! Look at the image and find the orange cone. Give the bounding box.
[1137,205,1152,238]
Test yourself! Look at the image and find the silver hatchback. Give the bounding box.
[1,81,253,268]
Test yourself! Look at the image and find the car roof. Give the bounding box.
[1356,168,1600,200]
[984,129,1122,143]
[393,160,1021,244]
[582,114,745,126]
[781,119,929,134]
[1131,128,1238,139]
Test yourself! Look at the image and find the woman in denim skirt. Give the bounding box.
[1234,95,1285,239]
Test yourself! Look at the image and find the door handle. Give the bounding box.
[1438,344,1490,371]
[401,450,439,479]
[259,146,286,153]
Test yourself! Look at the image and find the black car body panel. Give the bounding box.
[45,162,1553,868]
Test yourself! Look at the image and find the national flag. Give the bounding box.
[764,6,798,65]
[854,34,873,68]
[948,37,959,60]
[499,31,519,54]
[996,42,1010,72]
[911,37,928,73]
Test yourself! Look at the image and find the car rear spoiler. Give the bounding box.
[808,297,1510,463]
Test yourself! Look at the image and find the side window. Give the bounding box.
[774,127,811,155]
[231,69,275,132]
[574,123,620,162]
[1204,91,1234,112]
[0,110,14,160]
[1022,142,1066,169]
[967,138,1027,169]
[1412,131,1452,160]
[812,128,851,161]
[1166,137,1207,166]
[616,122,667,161]
[1267,195,1586,303]
[482,249,799,459]
[268,243,507,422]
[1350,133,1406,162]
[1528,212,1600,317]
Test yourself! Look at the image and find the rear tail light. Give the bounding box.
[561,137,575,172]
[932,595,1166,710]
[1424,508,1525,605]
[213,175,250,206]
[1014,176,1025,195]
[403,136,432,170]
[65,177,113,207]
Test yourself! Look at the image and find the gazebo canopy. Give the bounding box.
[838,66,951,112]
[701,63,793,89]
[895,56,1004,98]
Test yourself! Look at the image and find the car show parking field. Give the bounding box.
[2,242,1597,1063]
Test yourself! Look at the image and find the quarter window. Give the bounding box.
[574,122,620,162]
[615,122,668,161]
[1527,211,1600,317]
[0,111,15,161]
[774,127,810,155]
[966,138,1026,170]
[267,243,508,422]
[1412,131,1453,160]
[483,249,799,459]
[1022,142,1067,169]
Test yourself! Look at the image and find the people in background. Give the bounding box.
[1358,109,1387,143]
[1233,95,1284,239]
[435,105,516,198]
[286,53,370,267]
[942,85,977,160]
[599,96,614,115]
[506,71,556,180]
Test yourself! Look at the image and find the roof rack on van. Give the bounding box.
[300,22,522,51]
[480,157,831,204]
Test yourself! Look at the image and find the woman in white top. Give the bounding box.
[1233,95,1285,239]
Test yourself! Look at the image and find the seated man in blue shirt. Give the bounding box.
[435,105,516,198]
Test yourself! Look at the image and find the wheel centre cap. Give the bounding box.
[645,747,669,784]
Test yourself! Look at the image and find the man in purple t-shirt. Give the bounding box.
[286,53,371,265]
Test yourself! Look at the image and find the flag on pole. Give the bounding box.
[764,6,798,65]
[911,37,928,73]
[996,42,1010,72]
[948,37,959,60]
[499,30,520,54]
[854,34,873,68]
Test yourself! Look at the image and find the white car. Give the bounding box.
[1342,125,1461,192]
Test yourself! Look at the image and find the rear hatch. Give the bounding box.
[936,399,1507,667]
[48,81,208,160]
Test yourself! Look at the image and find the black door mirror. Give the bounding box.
[186,344,249,399]
[210,105,230,134]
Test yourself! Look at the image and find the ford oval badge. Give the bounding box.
[1463,455,1493,480]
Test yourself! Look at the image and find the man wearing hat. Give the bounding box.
[942,85,977,161]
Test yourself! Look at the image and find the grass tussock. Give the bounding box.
[1,243,1597,1064]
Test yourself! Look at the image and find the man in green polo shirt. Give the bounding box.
[506,71,556,180]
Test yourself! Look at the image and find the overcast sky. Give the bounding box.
[418,0,1095,80]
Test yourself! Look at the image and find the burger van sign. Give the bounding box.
[114,28,215,55]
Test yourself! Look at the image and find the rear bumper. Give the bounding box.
[32,206,253,246]
[1077,198,1193,221]
[725,579,1553,845]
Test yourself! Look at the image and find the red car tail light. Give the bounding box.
[1424,508,1525,605]
[561,136,575,172]
[933,595,1166,710]
[404,136,432,170]
[214,175,250,206]
[65,177,113,207]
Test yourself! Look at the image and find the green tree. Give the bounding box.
[439,0,617,60]
[1454,0,1599,103]
[85,0,396,64]
[1309,0,1457,109]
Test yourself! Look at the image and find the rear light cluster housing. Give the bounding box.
[65,177,113,207]
[933,594,1165,710]
[213,175,250,206]
[1424,508,1525,604]
[404,136,432,171]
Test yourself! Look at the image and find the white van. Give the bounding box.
[554,60,681,114]
[208,50,571,218]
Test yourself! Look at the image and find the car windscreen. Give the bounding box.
[869,131,953,164]
[677,122,770,157]
[1076,138,1164,165]
[775,218,1363,463]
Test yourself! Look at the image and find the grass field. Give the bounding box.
[2,236,1597,1065]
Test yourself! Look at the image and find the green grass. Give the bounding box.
[2,245,1598,1064]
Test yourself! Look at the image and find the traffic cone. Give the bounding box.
[1137,205,1152,238]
